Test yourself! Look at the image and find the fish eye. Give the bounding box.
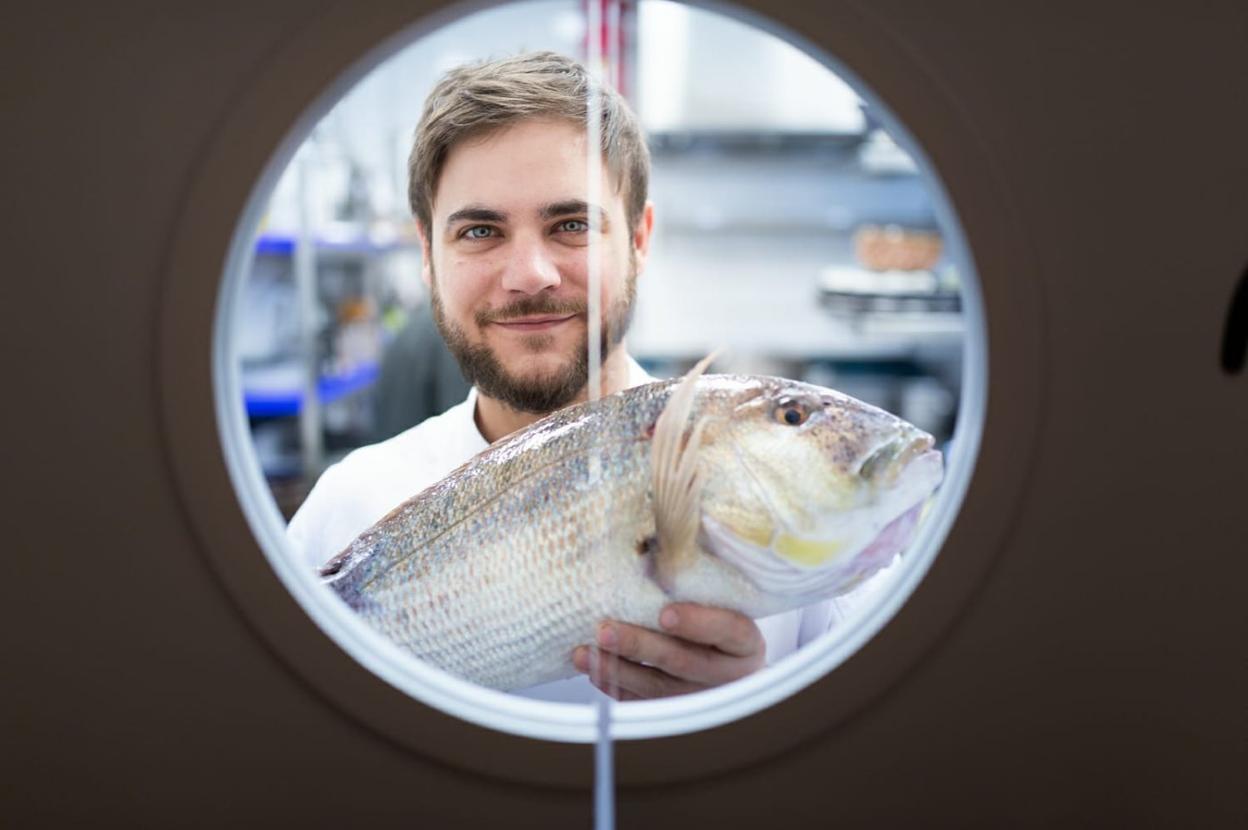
[773,397,810,426]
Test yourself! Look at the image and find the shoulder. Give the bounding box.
[340,397,483,504]
[624,354,657,388]
[287,394,483,570]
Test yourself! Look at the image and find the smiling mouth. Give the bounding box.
[491,314,578,332]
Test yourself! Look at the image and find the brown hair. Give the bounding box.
[407,51,650,236]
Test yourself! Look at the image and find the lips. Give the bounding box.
[860,434,937,482]
[491,314,577,332]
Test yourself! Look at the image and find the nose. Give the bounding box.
[500,234,561,294]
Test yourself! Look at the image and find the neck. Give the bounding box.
[474,347,633,443]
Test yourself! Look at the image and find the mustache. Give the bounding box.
[475,297,587,327]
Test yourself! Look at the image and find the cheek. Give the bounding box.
[587,246,633,299]
[553,246,589,282]
[438,258,494,311]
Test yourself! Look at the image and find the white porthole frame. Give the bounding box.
[158,0,1043,787]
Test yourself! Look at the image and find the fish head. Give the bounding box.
[694,375,944,600]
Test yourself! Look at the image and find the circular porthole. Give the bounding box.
[159,0,1042,786]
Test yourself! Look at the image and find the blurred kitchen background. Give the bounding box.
[234,0,965,519]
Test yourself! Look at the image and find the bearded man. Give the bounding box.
[288,51,839,702]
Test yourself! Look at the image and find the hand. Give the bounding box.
[571,603,766,700]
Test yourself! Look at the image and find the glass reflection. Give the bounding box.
[231,0,964,709]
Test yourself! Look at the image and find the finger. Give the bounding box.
[658,604,766,660]
[591,679,644,702]
[573,647,656,701]
[598,685,645,702]
[598,622,754,686]
[575,644,701,700]
[590,652,704,700]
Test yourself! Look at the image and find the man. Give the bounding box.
[288,51,839,702]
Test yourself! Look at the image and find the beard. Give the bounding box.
[429,258,638,414]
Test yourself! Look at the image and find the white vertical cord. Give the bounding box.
[293,150,323,479]
[606,0,621,91]
[585,3,615,829]
[586,3,603,411]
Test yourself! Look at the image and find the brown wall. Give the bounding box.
[2,1,1245,826]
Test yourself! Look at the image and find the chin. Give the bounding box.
[506,349,576,379]
[493,325,574,358]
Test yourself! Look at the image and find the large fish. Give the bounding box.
[321,357,944,691]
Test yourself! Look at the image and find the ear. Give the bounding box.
[416,221,433,288]
[631,200,656,274]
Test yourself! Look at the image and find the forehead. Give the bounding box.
[433,118,622,218]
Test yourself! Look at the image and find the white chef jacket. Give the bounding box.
[287,356,843,702]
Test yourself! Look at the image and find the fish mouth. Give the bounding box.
[858,434,936,483]
[854,445,942,561]
[700,442,942,601]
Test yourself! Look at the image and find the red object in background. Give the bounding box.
[581,0,636,101]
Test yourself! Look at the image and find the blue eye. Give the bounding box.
[558,219,589,233]
[463,226,494,239]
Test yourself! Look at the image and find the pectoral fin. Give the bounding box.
[650,352,718,589]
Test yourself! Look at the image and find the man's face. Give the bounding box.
[420,117,652,413]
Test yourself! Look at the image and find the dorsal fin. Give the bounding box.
[651,352,718,588]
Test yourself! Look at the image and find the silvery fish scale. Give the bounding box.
[322,374,927,691]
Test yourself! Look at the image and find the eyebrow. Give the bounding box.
[444,206,507,229]
[540,200,609,226]
[443,201,610,232]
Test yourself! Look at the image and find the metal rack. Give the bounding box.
[242,198,417,492]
